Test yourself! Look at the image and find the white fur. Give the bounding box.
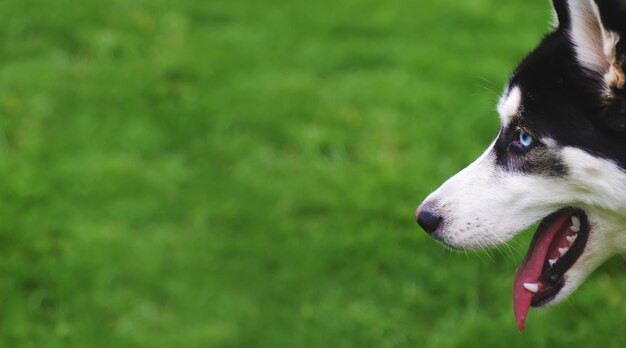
[422,137,570,250]
[560,147,626,211]
[550,148,626,304]
[420,142,626,305]
[497,86,522,126]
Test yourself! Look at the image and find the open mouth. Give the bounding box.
[513,208,589,332]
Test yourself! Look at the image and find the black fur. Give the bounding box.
[494,0,626,175]
[551,0,570,28]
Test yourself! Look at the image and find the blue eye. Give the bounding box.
[519,131,534,147]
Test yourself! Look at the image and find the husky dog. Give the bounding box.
[415,0,626,331]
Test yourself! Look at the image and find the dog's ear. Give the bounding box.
[554,1,626,132]
[565,0,625,92]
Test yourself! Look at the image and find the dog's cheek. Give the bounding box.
[561,147,626,210]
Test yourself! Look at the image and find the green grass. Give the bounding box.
[0,0,625,347]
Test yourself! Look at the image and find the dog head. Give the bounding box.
[416,0,626,331]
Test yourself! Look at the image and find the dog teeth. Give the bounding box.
[570,224,580,233]
[571,216,580,228]
[523,283,539,293]
[548,258,557,267]
[558,247,569,256]
[566,235,577,244]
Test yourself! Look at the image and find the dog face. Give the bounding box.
[416,0,626,331]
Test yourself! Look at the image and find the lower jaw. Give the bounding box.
[513,207,590,330]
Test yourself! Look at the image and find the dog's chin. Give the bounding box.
[531,232,607,309]
[435,208,593,330]
[535,268,586,307]
[432,207,606,331]
[512,207,593,331]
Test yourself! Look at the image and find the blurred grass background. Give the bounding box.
[0,0,625,347]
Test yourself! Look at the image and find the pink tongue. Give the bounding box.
[513,212,570,332]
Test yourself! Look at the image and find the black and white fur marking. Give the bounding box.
[417,0,626,308]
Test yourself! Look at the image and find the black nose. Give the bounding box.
[416,207,442,235]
